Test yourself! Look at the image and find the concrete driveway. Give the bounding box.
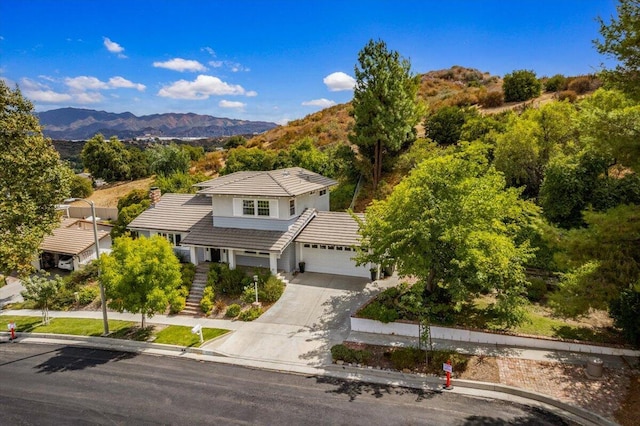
[203,272,398,366]
[0,276,25,309]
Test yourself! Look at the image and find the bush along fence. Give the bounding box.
[350,316,640,357]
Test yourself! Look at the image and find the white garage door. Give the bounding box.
[301,244,371,278]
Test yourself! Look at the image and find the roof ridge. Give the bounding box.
[267,168,296,197]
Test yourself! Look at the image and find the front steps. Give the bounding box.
[180,263,209,316]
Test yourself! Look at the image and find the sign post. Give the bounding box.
[442,359,453,390]
[191,324,204,344]
[8,321,16,341]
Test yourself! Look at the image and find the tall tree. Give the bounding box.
[355,152,536,328]
[81,134,132,181]
[101,235,182,327]
[502,69,542,102]
[595,0,640,100]
[0,82,71,276]
[146,143,191,176]
[350,39,422,190]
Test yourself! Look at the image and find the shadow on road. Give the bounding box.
[34,346,137,374]
[315,375,440,402]
[462,405,569,426]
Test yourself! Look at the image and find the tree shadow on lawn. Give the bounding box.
[315,375,440,402]
[552,325,625,345]
[109,325,154,342]
[34,346,137,374]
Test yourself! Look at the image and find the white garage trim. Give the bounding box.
[299,243,371,278]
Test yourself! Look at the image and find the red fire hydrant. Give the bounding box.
[8,321,16,341]
[443,359,453,390]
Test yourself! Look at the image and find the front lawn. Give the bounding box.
[0,316,229,347]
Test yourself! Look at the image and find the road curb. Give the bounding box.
[2,331,616,425]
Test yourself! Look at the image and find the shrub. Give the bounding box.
[502,69,541,102]
[214,299,226,314]
[238,305,263,321]
[261,276,284,303]
[169,295,186,314]
[609,289,640,346]
[77,285,99,305]
[359,301,399,323]
[544,74,567,92]
[557,90,578,103]
[207,264,220,287]
[479,90,504,108]
[526,278,548,302]
[218,267,247,295]
[225,303,241,318]
[181,263,196,290]
[330,344,372,364]
[567,77,592,94]
[390,347,424,370]
[200,287,215,314]
[68,261,99,288]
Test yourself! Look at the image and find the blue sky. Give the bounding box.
[0,0,619,124]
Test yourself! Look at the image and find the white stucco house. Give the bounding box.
[127,167,374,278]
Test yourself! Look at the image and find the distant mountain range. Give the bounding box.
[37,108,278,140]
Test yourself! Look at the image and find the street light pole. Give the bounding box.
[66,198,109,335]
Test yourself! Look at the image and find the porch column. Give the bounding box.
[190,246,198,265]
[269,253,278,275]
[228,249,236,270]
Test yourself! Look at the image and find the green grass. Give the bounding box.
[153,325,229,347]
[0,316,230,347]
[0,316,133,336]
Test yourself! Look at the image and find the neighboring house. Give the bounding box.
[128,167,375,278]
[33,217,112,271]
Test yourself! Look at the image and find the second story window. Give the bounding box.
[243,200,255,215]
[319,189,327,196]
[289,199,295,216]
[257,200,270,216]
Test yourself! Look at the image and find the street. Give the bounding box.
[0,344,569,425]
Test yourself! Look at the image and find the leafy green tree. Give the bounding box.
[146,143,191,176]
[502,69,542,102]
[350,39,422,190]
[424,106,478,145]
[544,74,567,92]
[21,272,64,324]
[356,153,536,328]
[101,235,182,327]
[126,146,150,179]
[221,146,277,174]
[224,135,247,150]
[286,138,332,175]
[117,189,150,211]
[69,174,93,199]
[111,200,150,239]
[154,171,206,194]
[549,204,640,317]
[81,134,132,181]
[595,0,640,100]
[578,89,640,172]
[180,144,205,162]
[0,82,71,276]
[609,288,640,346]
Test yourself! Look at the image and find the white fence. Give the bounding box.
[350,317,640,357]
[67,206,118,221]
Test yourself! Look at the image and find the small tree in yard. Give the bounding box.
[101,236,182,327]
[21,272,64,324]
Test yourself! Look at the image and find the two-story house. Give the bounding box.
[128,167,373,278]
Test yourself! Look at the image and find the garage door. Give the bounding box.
[301,244,371,278]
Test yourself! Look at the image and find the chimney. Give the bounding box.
[149,187,161,206]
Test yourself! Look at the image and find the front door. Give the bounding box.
[206,248,221,262]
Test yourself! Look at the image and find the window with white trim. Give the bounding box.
[243,200,255,215]
[257,200,270,216]
[319,189,327,196]
[289,199,295,216]
[158,232,181,247]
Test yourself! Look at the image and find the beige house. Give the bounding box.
[128,167,374,278]
[33,217,112,271]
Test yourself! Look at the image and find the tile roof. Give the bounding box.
[181,208,317,253]
[127,194,212,233]
[39,219,110,255]
[295,211,364,247]
[195,167,337,197]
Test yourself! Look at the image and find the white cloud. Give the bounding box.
[302,98,336,108]
[108,76,146,91]
[65,76,109,91]
[323,71,356,91]
[201,46,216,56]
[157,75,246,100]
[208,60,223,68]
[103,37,127,58]
[24,89,72,103]
[245,90,258,97]
[208,60,249,72]
[74,92,104,104]
[153,58,207,72]
[219,100,246,109]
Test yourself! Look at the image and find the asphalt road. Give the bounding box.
[0,344,569,425]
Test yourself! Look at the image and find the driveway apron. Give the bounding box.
[203,272,397,366]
